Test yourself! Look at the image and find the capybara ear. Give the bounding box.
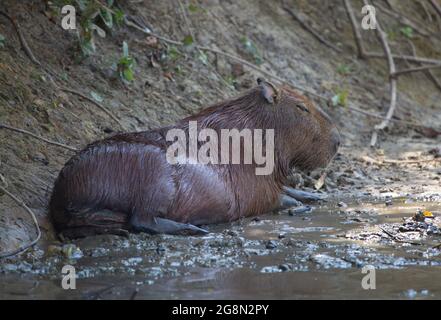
[257,78,279,104]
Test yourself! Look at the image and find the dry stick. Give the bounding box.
[430,0,441,18]
[60,88,125,130]
[347,105,439,129]
[391,63,441,77]
[379,226,421,245]
[0,11,41,66]
[419,0,433,23]
[382,158,441,164]
[0,123,78,152]
[362,0,397,147]
[124,17,183,46]
[406,39,441,93]
[365,52,441,65]
[343,0,367,58]
[282,5,343,53]
[0,185,41,259]
[426,69,441,92]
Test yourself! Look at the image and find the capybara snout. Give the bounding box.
[50,79,340,238]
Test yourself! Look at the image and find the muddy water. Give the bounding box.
[1,199,441,299]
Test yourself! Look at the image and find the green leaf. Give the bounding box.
[167,46,180,60]
[183,35,194,46]
[123,68,134,81]
[337,64,351,75]
[400,26,414,39]
[119,56,133,67]
[331,89,349,107]
[113,9,125,26]
[188,4,199,12]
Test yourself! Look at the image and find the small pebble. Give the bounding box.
[265,240,278,249]
[337,201,348,208]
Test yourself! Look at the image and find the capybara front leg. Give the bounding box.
[130,214,208,235]
[282,186,326,202]
[279,194,303,209]
[278,194,312,214]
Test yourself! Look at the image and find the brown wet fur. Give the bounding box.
[49,81,340,238]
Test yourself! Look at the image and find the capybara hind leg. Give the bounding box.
[60,209,129,239]
[86,209,128,225]
[130,214,208,235]
[282,186,326,202]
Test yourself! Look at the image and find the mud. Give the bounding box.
[1,198,440,299]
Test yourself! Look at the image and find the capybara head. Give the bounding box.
[256,78,340,171]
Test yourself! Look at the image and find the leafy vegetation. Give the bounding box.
[240,37,263,65]
[51,0,124,59]
[336,64,351,76]
[117,41,134,82]
[331,88,349,107]
[0,34,5,48]
[400,26,414,39]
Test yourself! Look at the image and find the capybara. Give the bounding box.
[50,79,340,238]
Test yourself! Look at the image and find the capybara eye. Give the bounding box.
[296,103,310,113]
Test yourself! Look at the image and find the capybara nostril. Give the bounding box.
[330,128,341,154]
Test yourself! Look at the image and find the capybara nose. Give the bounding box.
[330,128,341,154]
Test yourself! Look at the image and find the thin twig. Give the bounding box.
[406,39,441,92]
[0,10,41,66]
[0,184,41,259]
[364,0,397,147]
[282,4,342,53]
[391,63,441,77]
[343,0,367,58]
[60,87,125,129]
[124,16,183,46]
[0,123,78,152]
[426,69,441,92]
[365,52,441,65]
[347,105,439,129]
[405,39,441,92]
[379,226,421,245]
[430,0,441,18]
[418,0,433,23]
[382,158,441,164]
